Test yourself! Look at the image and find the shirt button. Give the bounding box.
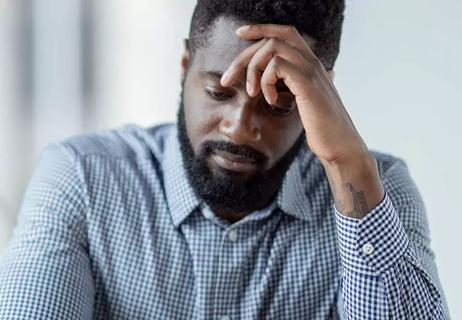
[203,209,214,219]
[228,230,238,242]
[362,243,374,255]
[220,316,231,320]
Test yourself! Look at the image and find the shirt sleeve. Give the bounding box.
[333,158,450,319]
[0,142,95,319]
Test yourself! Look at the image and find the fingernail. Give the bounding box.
[246,80,252,96]
[236,25,250,33]
[221,71,229,84]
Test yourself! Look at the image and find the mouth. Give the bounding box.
[211,150,258,173]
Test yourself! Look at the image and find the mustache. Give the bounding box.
[200,140,268,165]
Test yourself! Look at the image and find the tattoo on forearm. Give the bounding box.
[345,183,370,218]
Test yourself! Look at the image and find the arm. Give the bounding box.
[218,23,449,319]
[332,157,450,319]
[0,143,95,319]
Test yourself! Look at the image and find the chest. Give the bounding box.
[87,206,342,319]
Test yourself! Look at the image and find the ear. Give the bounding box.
[180,38,190,82]
[326,69,335,82]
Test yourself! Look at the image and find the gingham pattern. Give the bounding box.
[0,123,450,319]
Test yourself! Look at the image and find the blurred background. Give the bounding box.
[0,0,460,317]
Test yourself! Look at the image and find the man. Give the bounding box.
[0,0,450,319]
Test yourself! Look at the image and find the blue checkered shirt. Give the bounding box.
[0,123,450,319]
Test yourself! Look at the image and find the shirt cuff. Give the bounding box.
[334,191,409,276]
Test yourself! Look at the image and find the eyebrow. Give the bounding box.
[202,71,245,89]
[202,70,292,93]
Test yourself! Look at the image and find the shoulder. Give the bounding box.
[55,122,175,162]
[369,149,408,177]
[34,122,176,200]
[369,149,424,207]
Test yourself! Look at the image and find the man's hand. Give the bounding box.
[220,24,385,219]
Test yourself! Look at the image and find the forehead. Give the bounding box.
[194,16,253,72]
[193,16,315,73]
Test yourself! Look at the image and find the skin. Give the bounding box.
[181,17,385,220]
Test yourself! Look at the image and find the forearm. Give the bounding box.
[321,152,385,219]
[331,156,450,319]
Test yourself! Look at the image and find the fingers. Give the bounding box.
[236,24,317,62]
[246,38,306,97]
[220,38,268,87]
[221,23,323,106]
[222,37,307,96]
[260,56,303,105]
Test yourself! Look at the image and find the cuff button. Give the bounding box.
[362,243,374,255]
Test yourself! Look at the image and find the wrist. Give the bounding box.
[321,152,385,219]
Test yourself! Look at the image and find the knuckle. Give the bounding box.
[282,25,297,35]
[271,55,282,68]
[267,37,277,48]
[267,37,282,52]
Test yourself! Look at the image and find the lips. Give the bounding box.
[211,150,258,173]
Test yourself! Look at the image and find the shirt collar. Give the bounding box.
[163,125,202,228]
[275,146,326,223]
[161,124,323,228]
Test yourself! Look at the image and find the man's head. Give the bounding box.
[178,0,345,215]
[187,0,345,71]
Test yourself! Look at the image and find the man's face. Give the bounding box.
[178,16,306,213]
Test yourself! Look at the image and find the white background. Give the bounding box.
[0,1,460,317]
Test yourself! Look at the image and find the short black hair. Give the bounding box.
[188,0,345,71]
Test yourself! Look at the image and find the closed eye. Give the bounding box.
[264,104,295,116]
[265,94,296,117]
[204,89,233,101]
[204,87,295,117]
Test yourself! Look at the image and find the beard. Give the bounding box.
[177,89,306,214]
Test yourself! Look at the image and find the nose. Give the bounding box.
[218,104,262,145]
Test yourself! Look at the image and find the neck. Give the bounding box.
[211,192,278,223]
[213,207,248,223]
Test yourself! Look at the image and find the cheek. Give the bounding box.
[261,112,304,160]
[183,83,221,154]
